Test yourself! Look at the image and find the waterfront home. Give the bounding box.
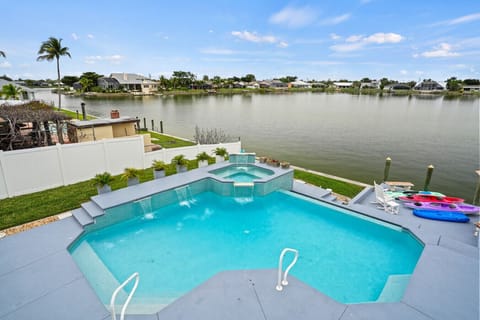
[97,77,121,91]
[463,85,480,92]
[413,80,445,91]
[333,82,353,89]
[289,80,312,88]
[387,83,412,91]
[109,73,158,94]
[0,79,36,101]
[360,80,380,89]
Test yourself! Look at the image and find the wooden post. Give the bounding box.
[383,157,391,182]
[160,121,163,133]
[151,119,154,131]
[473,170,480,205]
[143,118,147,131]
[423,165,434,191]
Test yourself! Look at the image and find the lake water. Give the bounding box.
[36,90,479,201]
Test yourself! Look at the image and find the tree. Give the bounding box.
[171,71,196,89]
[446,77,461,91]
[61,75,79,87]
[0,50,5,58]
[78,72,102,92]
[279,76,297,83]
[463,79,480,85]
[37,37,71,110]
[241,74,256,82]
[1,84,22,100]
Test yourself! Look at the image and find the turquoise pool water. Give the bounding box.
[210,165,274,182]
[69,190,423,313]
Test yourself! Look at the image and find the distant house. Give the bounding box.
[333,82,353,89]
[388,83,412,91]
[360,81,379,89]
[246,82,259,89]
[0,79,36,101]
[270,80,288,89]
[290,80,311,88]
[97,77,120,90]
[110,73,158,94]
[413,80,445,91]
[72,82,82,91]
[463,85,480,92]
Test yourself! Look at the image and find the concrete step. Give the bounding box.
[72,208,94,227]
[81,201,104,218]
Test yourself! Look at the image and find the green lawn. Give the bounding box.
[0,164,363,230]
[294,170,364,198]
[138,130,196,148]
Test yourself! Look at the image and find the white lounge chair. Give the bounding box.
[373,181,400,214]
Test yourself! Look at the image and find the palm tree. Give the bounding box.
[37,37,71,110]
[0,51,5,58]
[1,84,22,100]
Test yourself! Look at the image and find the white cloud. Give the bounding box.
[269,6,317,28]
[320,13,351,26]
[84,55,124,64]
[364,33,403,44]
[346,35,364,42]
[330,33,341,40]
[400,70,408,75]
[446,12,480,25]
[0,61,11,68]
[87,34,94,39]
[330,32,403,52]
[418,43,460,58]
[71,33,79,40]
[231,31,288,48]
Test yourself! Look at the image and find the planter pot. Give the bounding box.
[176,165,187,173]
[259,157,267,163]
[153,169,166,179]
[280,162,290,169]
[198,160,209,168]
[127,177,140,186]
[96,185,112,194]
[215,155,225,163]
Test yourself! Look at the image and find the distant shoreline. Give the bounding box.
[51,87,480,99]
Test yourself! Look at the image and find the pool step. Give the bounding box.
[81,201,105,218]
[377,274,411,302]
[72,207,94,227]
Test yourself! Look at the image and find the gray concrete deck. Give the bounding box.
[0,165,478,320]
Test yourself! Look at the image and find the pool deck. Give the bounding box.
[0,162,478,320]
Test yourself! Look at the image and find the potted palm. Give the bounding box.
[152,160,167,179]
[122,167,141,186]
[214,147,228,163]
[93,172,113,194]
[196,151,211,168]
[172,154,189,173]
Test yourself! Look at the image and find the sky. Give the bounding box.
[1,0,479,82]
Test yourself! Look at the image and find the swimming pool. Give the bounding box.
[69,189,423,314]
[209,164,274,182]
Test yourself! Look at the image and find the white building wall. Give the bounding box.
[0,137,241,199]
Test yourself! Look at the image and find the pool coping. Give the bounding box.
[0,163,478,320]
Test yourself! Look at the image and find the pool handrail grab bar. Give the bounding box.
[276,248,299,291]
[110,272,140,320]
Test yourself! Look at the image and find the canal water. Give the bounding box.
[36,90,479,201]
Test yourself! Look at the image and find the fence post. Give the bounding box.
[0,150,11,198]
[423,164,434,191]
[473,170,480,205]
[383,157,391,182]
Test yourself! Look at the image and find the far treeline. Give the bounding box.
[3,72,479,94]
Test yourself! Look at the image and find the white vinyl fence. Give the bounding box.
[0,136,241,199]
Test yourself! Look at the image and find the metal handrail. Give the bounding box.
[110,272,140,320]
[276,248,299,291]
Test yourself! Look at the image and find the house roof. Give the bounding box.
[109,73,157,85]
[98,77,120,85]
[0,79,35,93]
[68,117,138,128]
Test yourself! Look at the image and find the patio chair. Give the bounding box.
[373,181,400,214]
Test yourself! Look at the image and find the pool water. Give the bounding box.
[69,190,423,312]
[210,165,274,182]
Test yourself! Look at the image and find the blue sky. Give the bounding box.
[1,0,479,81]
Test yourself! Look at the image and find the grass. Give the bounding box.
[58,108,96,120]
[0,163,363,230]
[294,169,364,199]
[138,130,196,148]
